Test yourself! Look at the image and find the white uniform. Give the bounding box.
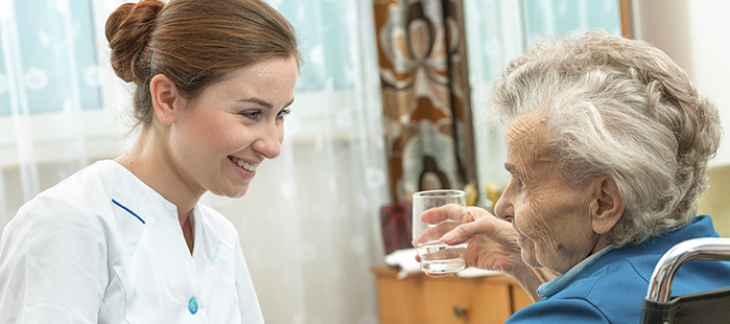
[0,160,264,324]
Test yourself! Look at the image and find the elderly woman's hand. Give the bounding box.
[418,205,521,273]
[418,204,558,301]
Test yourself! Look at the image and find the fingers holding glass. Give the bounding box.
[412,190,467,274]
[419,203,467,224]
[415,219,461,245]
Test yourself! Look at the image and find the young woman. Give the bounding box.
[0,0,299,322]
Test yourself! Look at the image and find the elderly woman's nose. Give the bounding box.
[494,185,514,222]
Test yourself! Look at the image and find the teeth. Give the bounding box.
[229,156,257,172]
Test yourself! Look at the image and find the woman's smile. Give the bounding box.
[228,156,258,172]
[228,156,258,180]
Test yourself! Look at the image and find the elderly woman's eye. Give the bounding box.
[510,176,524,189]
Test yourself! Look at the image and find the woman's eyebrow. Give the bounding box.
[504,162,524,178]
[238,98,272,109]
[504,162,516,173]
[237,97,295,109]
[284,98,294,108]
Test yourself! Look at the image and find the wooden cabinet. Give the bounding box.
[371,267,533,324]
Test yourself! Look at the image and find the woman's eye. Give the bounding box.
[242,111,260,120]
[277,108,291,121]
[511,176,525,190]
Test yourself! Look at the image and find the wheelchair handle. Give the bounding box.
[647,237,730,303]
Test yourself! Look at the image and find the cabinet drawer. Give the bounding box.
[372,267,533,324]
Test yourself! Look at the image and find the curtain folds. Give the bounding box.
[373,0,476,205]
[0,0,113,230]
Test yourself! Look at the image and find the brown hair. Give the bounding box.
[105,0,300,128]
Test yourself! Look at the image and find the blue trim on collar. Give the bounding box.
[537,246,613,299]
[112,198,146,224]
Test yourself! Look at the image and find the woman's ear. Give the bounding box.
[149,74,185,125]
[589,177,625,234]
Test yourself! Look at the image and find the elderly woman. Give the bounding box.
[425,30,730,322]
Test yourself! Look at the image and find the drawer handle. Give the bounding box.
[453,306,468,318]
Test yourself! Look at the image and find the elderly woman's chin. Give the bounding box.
[518,232,592,274]
[519,242,541,267]
[520,241,557,272]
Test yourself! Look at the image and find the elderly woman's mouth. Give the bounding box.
[513,223,527,242]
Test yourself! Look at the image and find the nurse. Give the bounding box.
[0,0,299,323]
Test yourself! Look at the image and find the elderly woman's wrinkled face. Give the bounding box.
[494,112,603,274]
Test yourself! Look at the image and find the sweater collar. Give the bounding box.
[536,215,716,300]
[537,245,613,299]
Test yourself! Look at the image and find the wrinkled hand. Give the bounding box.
[416,204,522,277]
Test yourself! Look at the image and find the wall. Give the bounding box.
[632,0,730,167]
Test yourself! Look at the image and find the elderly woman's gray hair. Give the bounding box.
[492,30,722,247]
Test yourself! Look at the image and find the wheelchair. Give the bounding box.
[641,237,730,324]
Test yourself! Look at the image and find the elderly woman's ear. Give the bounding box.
[588,177,625,235]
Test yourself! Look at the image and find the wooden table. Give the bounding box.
[371,267,533,324]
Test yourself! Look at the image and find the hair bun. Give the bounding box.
[105,0,165,83]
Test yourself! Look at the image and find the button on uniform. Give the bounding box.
[188,297,198,315]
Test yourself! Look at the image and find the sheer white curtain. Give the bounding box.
[1,0,388,323]
[0,0,131,230]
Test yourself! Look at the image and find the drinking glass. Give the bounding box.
[412,189,467,273]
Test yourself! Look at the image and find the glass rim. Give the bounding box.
[412,189,466,199]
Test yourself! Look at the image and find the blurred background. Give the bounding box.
[1,0,729,323]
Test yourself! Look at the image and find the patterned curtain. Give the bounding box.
[373,0,475,204]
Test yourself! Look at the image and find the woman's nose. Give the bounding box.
[252,121,283,159]
[494,183,513,222]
